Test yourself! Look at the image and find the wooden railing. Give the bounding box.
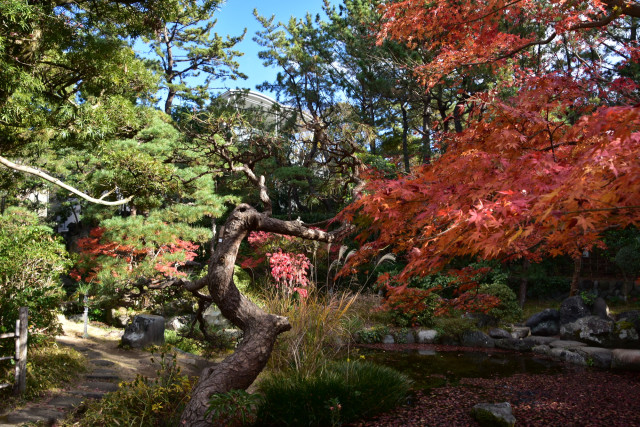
[0,307,28,395]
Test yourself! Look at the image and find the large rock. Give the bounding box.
[550,348,586,365]
[471,402,516,427]
[524,335,557,346]
[612,320,640,348]
[616,310,640,333]
[488,328,512,339]
[530,320,560,336]
[611,349,640,370]
[121,314,165,348]
[532,344,551,355]
[510,326,530,339]
[559,296,591,325]
[525,308,560,327]
[461,330,495,348]
[494,338,534,352]
[416,329,438,344]
[549,339,587,349]
[575,347,613,368]
[560,315,614,346]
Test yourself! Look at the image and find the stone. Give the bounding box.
[402,330,416,344]
[203,305,230,329]
[550,348,587,365]
[611,349,640,370]
[107,307,131,328]
[48,394,85,408]
[461,330,495,348]
[549,340,587,349]
[494,338,534,352]
[92,359,115,367]
[6,407,64,424]
[530,320,560,336]
[575,347,613,368]
[560,315,614,346]
[382,334,395,344]
[524,335,557,346]
[416,329,438,344]
[616,310,640,332]
[591,297,611,320]
[471,402,516,427]
[121,314,165,348]
[488,328,512,339]
[559,296,591,325]
[510,326,530,339]
[532,344,551,355]
[525,308,560,327]
[166,315,192,331]
[613,320,640,348]
[86,369,119,381]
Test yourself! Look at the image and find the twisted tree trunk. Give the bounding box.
[180,204,342,425]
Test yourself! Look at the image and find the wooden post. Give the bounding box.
[14,307,28,395]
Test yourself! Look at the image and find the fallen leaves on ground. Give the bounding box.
[355,369,640,426]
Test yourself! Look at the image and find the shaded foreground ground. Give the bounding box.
[356,369,640,426]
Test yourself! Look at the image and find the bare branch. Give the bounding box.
[231,165,273,215]
[0,155,132,206]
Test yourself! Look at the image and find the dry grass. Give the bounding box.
[264,290,358,377]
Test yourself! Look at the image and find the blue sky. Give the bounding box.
[210,0,336,95]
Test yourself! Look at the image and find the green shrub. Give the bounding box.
[478,282,522,322]
[206,389,262,426]
[0,208,69,343]
[433,317,476,340]
[0,341,86,410]
[257,361,412,426]
[165,329,205,355]
[65,351,194,427]
[356,325,389,344]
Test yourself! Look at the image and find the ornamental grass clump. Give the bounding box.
[256,360,412,426]
[264,289,357,377]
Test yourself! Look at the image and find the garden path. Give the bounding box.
[0,316,212,426]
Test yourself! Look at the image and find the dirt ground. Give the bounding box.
[56,315,214,381]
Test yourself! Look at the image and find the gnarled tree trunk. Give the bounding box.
[180,204,342,425]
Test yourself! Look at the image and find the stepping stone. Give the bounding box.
[68,389,107,399]
[48,394,85,409]
[575,347,613,368]
[611,349,640,371]
[92,359,115,367]
[83,350,103,358]
[81,381,120,393]
[6,407,64,424]
[86,369,119,381]
[524,336,557,346]
[549,340,587,349]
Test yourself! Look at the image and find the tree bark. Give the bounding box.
[401,104,410,173]
[519,258,530,308]
[180,203,341,425]
[569,255,582,296]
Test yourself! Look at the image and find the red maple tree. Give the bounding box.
[339,0,640,298]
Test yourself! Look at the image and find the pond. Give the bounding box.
[359,345,571,389]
